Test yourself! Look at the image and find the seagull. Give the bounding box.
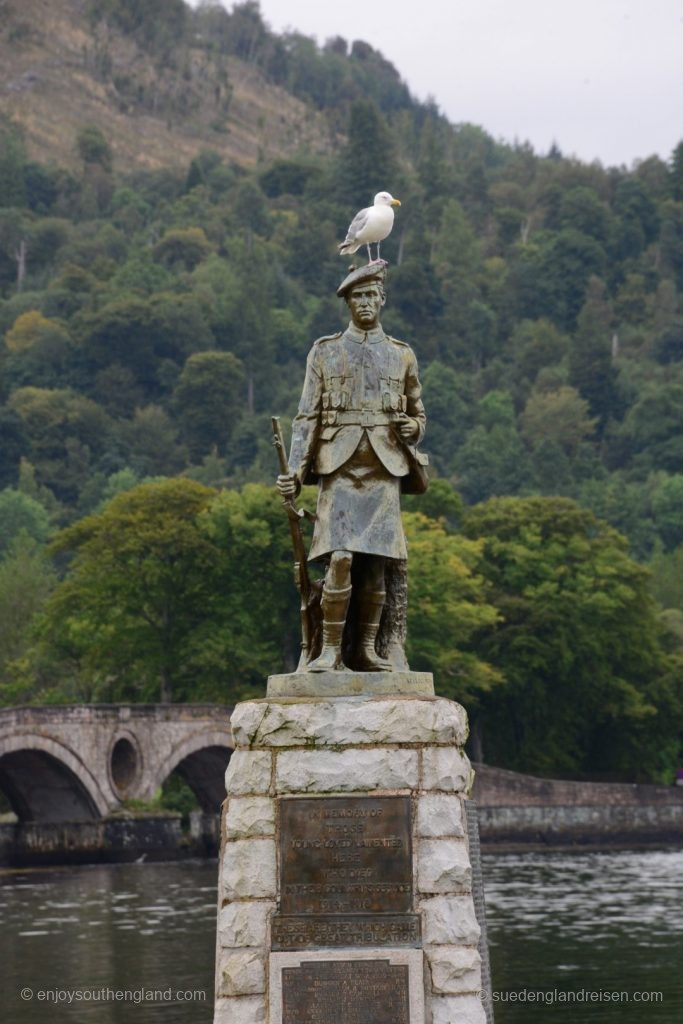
[338,191,401,265]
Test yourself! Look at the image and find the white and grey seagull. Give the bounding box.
[338,191,401,265]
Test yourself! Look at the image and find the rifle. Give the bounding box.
[272,416,315,670]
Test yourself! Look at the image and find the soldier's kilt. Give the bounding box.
[308,434,407,562]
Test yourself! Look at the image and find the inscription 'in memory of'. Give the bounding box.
[279,796,413,916]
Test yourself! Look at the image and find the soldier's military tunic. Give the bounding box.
[288,321,426,562]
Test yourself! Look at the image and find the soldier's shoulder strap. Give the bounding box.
[386,334,410,348]
[312,331,342,348]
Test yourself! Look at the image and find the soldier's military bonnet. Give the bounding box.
[336,262,387,299]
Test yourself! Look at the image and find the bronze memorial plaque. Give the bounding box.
[271,913,420,950]
[280,795,412,915]
[282,958,410,1024]
[273,795,419,950]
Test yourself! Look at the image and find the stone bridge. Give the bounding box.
[0,704,233,823]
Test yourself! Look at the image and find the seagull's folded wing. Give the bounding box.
[343,206,371,244]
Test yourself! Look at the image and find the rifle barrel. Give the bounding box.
[272,416,289,475]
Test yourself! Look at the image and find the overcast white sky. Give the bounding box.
[204,0,683,167]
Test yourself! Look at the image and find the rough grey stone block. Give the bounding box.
[276,748,418,793]
[221,839,276,900]
[432,994,487,1024]
[225,797,275,839]
[218,901,274,949]
[418,838,472,893]
[423,747,473,793]
[420,895,481,945]
[231,696,466,748]
[417,793,465,837]
[214,996,265,1023]
[426,945,482,994]
[218,950,266,996]
[225,751,272,796]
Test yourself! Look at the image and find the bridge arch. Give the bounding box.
[0,733,110,822]
[150,729,233,813]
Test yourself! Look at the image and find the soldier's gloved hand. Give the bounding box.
[397,414,419,441]
[277,473,301,499]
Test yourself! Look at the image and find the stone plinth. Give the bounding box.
[213,689,488,1024]
[266,669,434,698]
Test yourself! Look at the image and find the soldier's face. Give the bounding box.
[347,284,384,329]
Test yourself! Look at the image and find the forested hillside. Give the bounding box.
[0,0,681,782]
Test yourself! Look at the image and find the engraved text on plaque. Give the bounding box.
[280,796,412,916]
[282,959,410,1024]
[273,795,419,950]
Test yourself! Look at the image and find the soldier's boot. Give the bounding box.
[355,589,393,672]
[307,584,351,672]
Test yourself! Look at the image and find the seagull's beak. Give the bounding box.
[391,198,401,206]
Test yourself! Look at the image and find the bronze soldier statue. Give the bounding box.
[277,264,428,673]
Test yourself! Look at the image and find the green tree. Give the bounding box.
[461,496,679,780]
[203,482,305,683]
[0,208,31,292]
[520,385,597,456]
[0,117,27,208]
[92,0,188,54]
[76,125,113,172]
[192,246,274,413]
[659,200,683,291]
[652,474,683,551]
[432,199,480,311]
[648,543,683,612]
[403,511,501,706]
[612,177,659,261]
[336,100,397,208]
[510,318,569,384]
[569,276,619,427]
[119,405,187,477]
[453,393,530,503]
[232,179,271,239]
[529,439,573,494]
[0,408,27,488]
[23,161,60,214]
[420,362,474,475]
[28,218,71,269]
[172,350,245,458]
[5,310,61,352]
[79,293,213,395]
[7,388,113,503]
[557,186,611,243]
[622,382,683,473]
[153,227,214,271]
[653,318,683,365]
[578,473,657,560]
[387,258,443,341]
[42,480,220,703]
[521,229,607,331]
[3,310,74,390]
[0,536,55,703]
[671,140,683,201]
[402,478,463,529]
[0,488,51,554]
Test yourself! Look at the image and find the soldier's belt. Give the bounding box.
[325,410,400,427]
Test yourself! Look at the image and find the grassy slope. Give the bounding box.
[0,0,332,171]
